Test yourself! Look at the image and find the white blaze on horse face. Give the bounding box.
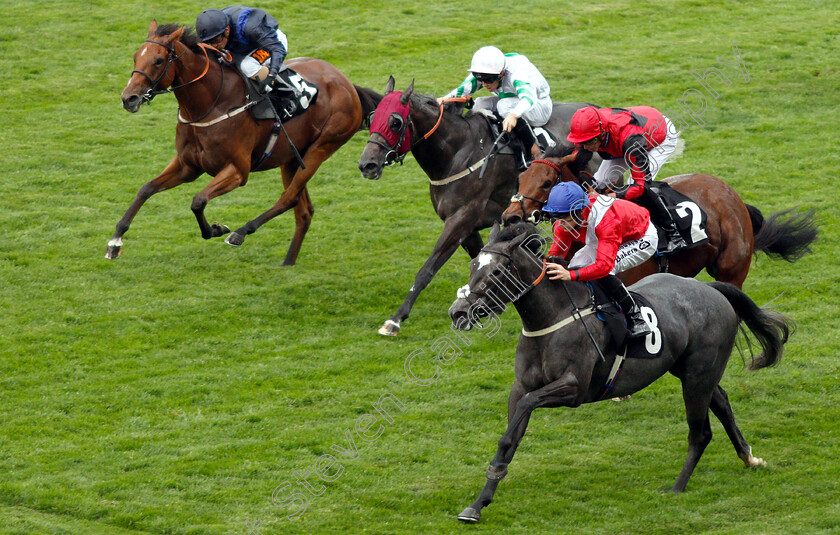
[476,253,493,271]
[140,46,148,57]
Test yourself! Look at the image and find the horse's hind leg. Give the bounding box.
[672,378,715,493]
[709,385,766,467]
[226,142,338,255]
[106,156,200,259]
[191,162,248,240]
[459,373,581,523]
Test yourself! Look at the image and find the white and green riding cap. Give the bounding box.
[468,46,505,74]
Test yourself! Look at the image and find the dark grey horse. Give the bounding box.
[358,77,599,336]
[448,223,792,523]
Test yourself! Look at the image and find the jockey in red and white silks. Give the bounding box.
[542,182,655,338]
[568,105,687,254]
[547,194,658,281]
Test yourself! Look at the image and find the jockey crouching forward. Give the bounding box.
[568,105,687,254]
[543,182,658,338]
[196,6,303,114]
[437,46,554,168]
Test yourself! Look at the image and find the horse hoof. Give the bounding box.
[212,223,231,237]
[225,232,245,247]
[740,447,767,467]
[457,507,481,523]
[378,320,400,337]
[105,238,123,259]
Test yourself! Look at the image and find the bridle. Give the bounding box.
[131,38,232,124]
[366,96,472,167]
[461,247,547,307]
[510,158,567,223]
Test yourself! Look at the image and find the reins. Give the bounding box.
[132,36,240,126]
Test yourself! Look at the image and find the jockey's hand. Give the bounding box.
[502,113,518,133]
[546,262,572,281]
[436,97,446,105]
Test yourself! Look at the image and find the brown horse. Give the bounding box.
[110,21,381,264]
[502,151,817,287]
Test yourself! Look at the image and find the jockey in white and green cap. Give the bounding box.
[438,46,553,163]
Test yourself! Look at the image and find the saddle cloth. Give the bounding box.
[227,55,319,123]
[649,181,710,251]
[587,280,664,359]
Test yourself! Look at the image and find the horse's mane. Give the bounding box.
[493,222,538,245]
[409,92,478,126]
[542,143,579,159]
[155,23,202,53]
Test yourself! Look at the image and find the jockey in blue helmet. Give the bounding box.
[543,182,658,338]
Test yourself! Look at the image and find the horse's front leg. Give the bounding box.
[458,373,582,523]
[191,162,248,240]
[105,156,200,259]
[379,208,479,336]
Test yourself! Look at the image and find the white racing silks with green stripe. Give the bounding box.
[443,52,551,120]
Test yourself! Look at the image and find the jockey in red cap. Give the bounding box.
[542,182,658,338]
[567,106,687,254]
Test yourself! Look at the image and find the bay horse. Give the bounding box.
[357,77,599,335]
[501,148,817,287]
[449,223,792,523]
[110,21,382,264]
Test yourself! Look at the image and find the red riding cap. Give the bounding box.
[567,107,603,143]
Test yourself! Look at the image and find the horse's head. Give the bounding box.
[121,20,186,113]
[449,222,546,330]
[502,152,584,226]
[358,76,415,179]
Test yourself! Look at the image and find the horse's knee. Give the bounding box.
[191,193,207,213]
[138,182,158,200]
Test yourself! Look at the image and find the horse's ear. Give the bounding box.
[488,221,501,243]
[400,79,415,105]
[557,152,578,166]
[148,19,158,36]
[169,25,185,42]
[385,76,395,94]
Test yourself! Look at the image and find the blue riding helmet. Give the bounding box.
[196,8,229,42]
[543,182,590,216]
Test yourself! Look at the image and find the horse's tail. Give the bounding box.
[708,281,793,370]
[747,204,818,262]
[354,85,384,131]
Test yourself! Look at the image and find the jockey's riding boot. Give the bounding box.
[273,70,302,119]
[601,275,651,338]
[512,118,538,167]
[644,187,688,254]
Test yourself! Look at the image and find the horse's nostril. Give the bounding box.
[503,213,522,226]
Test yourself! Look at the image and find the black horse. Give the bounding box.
[358,77,599,335]
[448,223,792,523]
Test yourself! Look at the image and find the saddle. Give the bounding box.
[649,182,710,253]
[235,65,319,123]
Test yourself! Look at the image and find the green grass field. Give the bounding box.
[2,0,839,533]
